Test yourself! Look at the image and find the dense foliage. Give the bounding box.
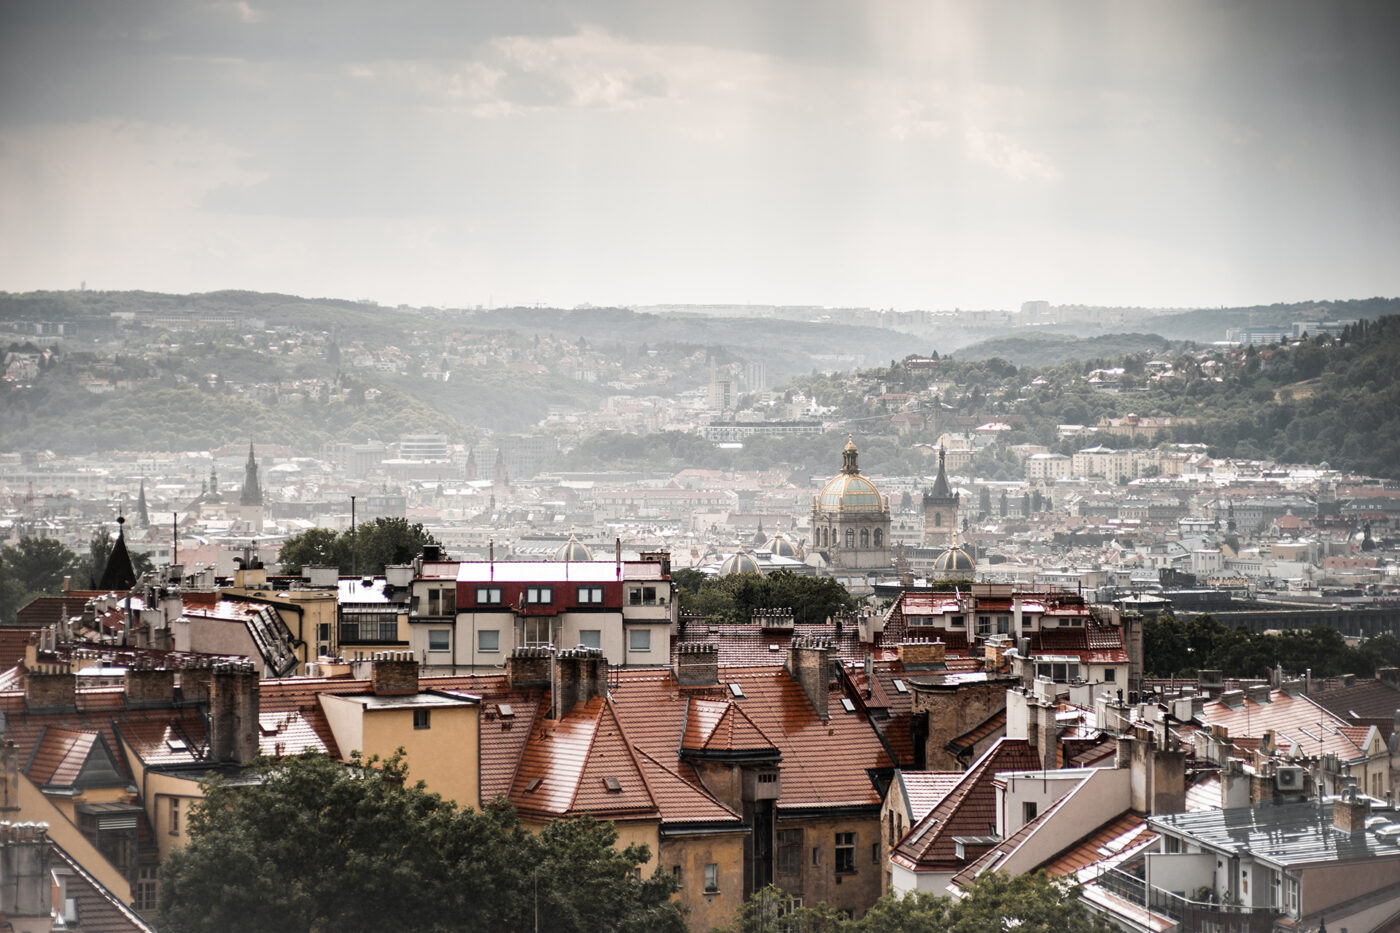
[0,534,154,623]
[722,871,1117,933]
[277,518,442,575]
[673,568,859,625]
[1142,614,1400,679]
[160,752,685,933]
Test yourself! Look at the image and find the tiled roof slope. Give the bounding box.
[1199,689,1380,761]
[895,772,961,824]
[682,699,777,755]
[675,622,865,666]
[53,842,158,933]
[1308,678,1400,734]
[632,746,742,827]
[891,738,1040,871]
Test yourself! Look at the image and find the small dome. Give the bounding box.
[554,532,594,562]
[765,531,803,559]
[932,546,975,572]
[719,549,762,576]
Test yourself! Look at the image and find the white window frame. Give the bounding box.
[578,629,602,650]
[427,630,450,653]
[628,628,651,652]
[577,585,604,604]
[478,629,500,653]
[476,586,502,605]
[526,586,553,604]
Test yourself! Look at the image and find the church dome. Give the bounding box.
[932,545,975,573]
[719,549,762,575]
[554,533,594,562]
[815,437,886,513]
[765,531,803,559]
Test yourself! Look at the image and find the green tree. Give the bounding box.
[160,752,683,933]
[82,528,155,588]
[278,519,442,575]
[0,537,85,623]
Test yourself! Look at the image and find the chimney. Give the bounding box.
[897,639,946,666]
[124,663,176,707]
[507,646,553,688]
[209,662,260,764]
[1332,785,1369,834]
[371,651,419,696]
[1280,678,1305,697]
[0,821,51,921]
[1218,689,1245,709]
[555,647,607,718]
[24,662,76,712]
[180,663,214,703]
[1246,684,1272,704]
[787,636,833,721]
[675,642,719,686]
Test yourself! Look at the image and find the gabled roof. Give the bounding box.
[1200,689,1381,762]
[633,745,742,828]
[52,841,158,933]
[893,771,961,825]
[681,698,777,756]
[891,738,1040,872]
[1308,678,1400,728]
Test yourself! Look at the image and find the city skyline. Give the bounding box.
[2,1,1398,311]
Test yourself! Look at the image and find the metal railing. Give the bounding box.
[1091,867,1282,933]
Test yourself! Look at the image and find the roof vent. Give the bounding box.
[603,776,622,792]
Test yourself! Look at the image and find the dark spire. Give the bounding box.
[99,515,137,591]
[929,446,953,499]
[240,441,263,506]
[207,463,222,503]
[136,479,150,527]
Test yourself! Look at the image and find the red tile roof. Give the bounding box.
[891,738,1040,872]
[682,699,777,755]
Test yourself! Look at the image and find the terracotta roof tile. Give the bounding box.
[632,746,742,826]
[52,842,157,933]
[1041,810,1155,878]
[891,738,1040,871]
[897,772,961,823]
[683,699,777,755]
[28,727,96,786]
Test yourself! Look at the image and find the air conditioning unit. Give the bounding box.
[1275,766,1305,791]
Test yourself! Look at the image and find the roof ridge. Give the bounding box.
[561,697,607,814]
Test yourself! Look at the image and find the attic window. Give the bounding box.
[892,679,907,694]
[840,697,856,713]
[525,777,542,792]
[498,703,514,718]
[729,683,744,698]
[166,738,188,752]
[603,776,622,792]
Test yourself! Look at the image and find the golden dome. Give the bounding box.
[765,531,802,559]
[719,549,762,575]
[815,436,886,513]
[932,546,975,572]
[554,532,594,562]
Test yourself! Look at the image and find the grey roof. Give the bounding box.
[1149,799,1400,868]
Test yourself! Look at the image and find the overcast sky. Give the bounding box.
[2,1,1397,311]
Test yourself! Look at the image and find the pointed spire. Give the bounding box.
[929,445,953,499]
[136,479,150,528]
[240,442,263,506]
[99,515,137,591]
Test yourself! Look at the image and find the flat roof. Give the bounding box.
[1150,799,1400,867]
[325,691,480,711]
[456,561,665,583]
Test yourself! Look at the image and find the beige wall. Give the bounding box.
[661,831,746,933]
[17,773,131,902]
[1301,855,1400,917]
[774,814,883,919]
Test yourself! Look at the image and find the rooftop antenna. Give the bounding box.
[350,495,357,577]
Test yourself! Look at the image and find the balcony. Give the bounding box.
[338,619,403,644]
[1092,867,1283,933]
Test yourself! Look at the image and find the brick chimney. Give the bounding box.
[0,821,51,921]
[1332,785,1369,834]
[675,642,719,686]
[24,662,76,711]
[787,636,833,721]
[209,662,260,764]
[555,647,607,718]
[371,651,419,696]
[180,662,214,703]
[125,662,176,707]
[507,646,552,688]
[898,639,946,666]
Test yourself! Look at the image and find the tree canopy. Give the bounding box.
[674,567,858,626]
[0,536,85,624]
[1143,614,1400,679]
[277,518,442,575]
[159,752,685,933]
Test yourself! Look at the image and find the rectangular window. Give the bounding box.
[428,630,450,652]
[577,585,604,604]
[135,866,160,912]
[1104,667,1116,682]
[523,617,551,646]
[977,615,991,635]
[169,798,180,836]
[476,586,502,605]
[996,615,1011,634]
[478,629,500,653]
[777,829,803,874]
[578,629,601,650]
[317,622,331,642]
[413,709,431,730]
[672,865,682,886]
[629,586,659,606]
[1023,801,1038,823]
[427,589,440,616]
[835,832,856,874]
[629,628,651,652]
[704,863,719,893]
[950,615,965,628]
[526,586,553,604]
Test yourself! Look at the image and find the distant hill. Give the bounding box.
[953,332,1178,366]
[1136,297,1400,342]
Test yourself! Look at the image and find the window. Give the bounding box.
[835,832,856,874]
[977,615,991,635]
[873,528,883,547]
[578,629,601,650]
[478,629,500,652]
[169,798,180,836]
[413,709,431,730]
[777,829,803,874]
[628,586,660,606]
[934,513,942,526]
[950,615,965,628]
[672,865,682,886]
[1023,801,1038,823]
[1286,876,1300,915]
[135,866,160,912]
[704,863,719,893]
[526,586,552,604]
[577,585,604,604]
[811,846,821,867]
[428,630,450,652]
[1104,667,1116,682]
[476,586,502,605]
[860,529,869,548]
[427,587,455,616]
[523,617,550,646]
[845,529,855,548]
[317,622,331,642]
[996,615,1011,634]
[629,628,651,652]
[1164,835,1181,853]
[871,842,879,865]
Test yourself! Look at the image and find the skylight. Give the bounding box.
[840,697,856,713]
[603,776,622,792]
[893,679,907,693]
[729,683,744,698]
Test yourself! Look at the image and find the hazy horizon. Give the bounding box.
[3,1,1398,312]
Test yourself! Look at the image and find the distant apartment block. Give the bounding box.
[701,420,824,442]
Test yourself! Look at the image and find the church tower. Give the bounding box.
[922,447,959,548]
[240,442,265,533]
